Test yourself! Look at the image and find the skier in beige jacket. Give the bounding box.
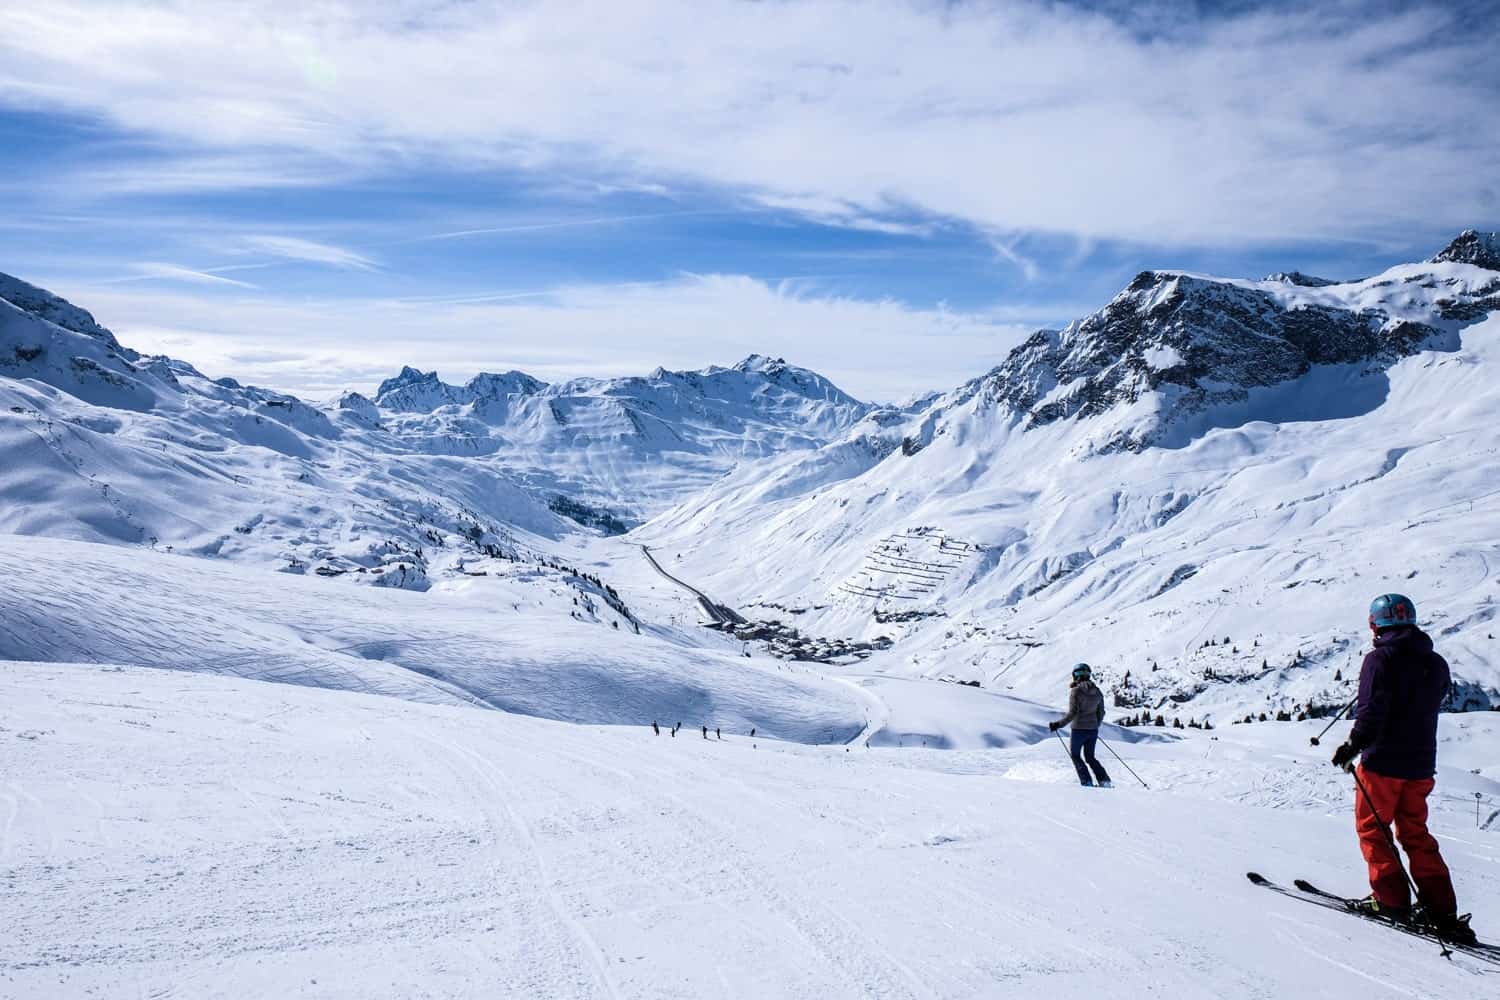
[1049,663,1112,787]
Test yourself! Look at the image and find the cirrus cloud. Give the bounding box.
[240,235,377,270]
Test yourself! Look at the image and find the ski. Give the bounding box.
[1246,873,1500,966]
[1292,879,1499,958]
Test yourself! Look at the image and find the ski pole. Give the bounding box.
[1309,696,1358,747]
[1347,765,1452,959]
[1098,737,1149,789]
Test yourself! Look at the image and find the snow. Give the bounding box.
[1142,344,1185,370]
[0,533,866,744]
[3,659,1497,998]
[3,237,1500,994]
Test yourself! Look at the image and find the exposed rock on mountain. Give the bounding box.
[1264,271,1337,287]
[974,268,1456,452]
[1430,229,1500,271]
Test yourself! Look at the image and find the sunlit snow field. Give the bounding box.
[3,659,1497,999]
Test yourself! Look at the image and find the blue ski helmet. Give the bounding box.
[1368,594,1417,630]
[1071,663,1092,681]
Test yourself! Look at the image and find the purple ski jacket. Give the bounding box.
[1348,626,1449,780]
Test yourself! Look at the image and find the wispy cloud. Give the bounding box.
[124,262,260,289]
[382,210,727,246]
[49,151,361,197]
[0,2,1494,245]
[752,194,940,239]
[240,235,376,270]
[988,237,1041,282]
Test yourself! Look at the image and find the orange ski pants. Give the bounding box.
[1354,763,1456,914]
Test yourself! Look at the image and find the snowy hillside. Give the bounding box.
[0,273,869,594]
[640,233,1500,728]
[4,659,1498,997]
[0,270,907,746]
[0,531,871,743]
[0,272,566,588]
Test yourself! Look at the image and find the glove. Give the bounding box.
[1331,742,1359,771]
[1048,721,1061,732]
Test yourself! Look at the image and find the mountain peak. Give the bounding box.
[1430,229,1500,270]
[734,353,787,374]
[376,366,439,397]
[0,272,129,353]
[465,370,546,396]
[1264,271,1337,287]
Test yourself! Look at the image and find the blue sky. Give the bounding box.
[2,1,1497,402]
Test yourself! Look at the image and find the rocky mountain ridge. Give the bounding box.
[901,234,1500,455]
[1431,228,1500,270]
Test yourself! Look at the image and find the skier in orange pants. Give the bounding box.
[1352,765,1455,917]
[1331,594,1473,944]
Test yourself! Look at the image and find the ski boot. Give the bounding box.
[1349,895,1411,924]
[1426,911,1479,946]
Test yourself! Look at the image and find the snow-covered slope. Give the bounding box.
[0,532,866,742]
[4,659,1497,997]
[0,274,869,593]
[0,267,920,754]
[0,279,573,586]
[640,234,1500,727]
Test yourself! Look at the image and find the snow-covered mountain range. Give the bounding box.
[0,272,869,589]
[359,352,871,523]
[3,231,1500,736]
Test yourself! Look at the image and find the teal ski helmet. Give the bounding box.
[1071,663,1092,681]
[1368,594,1417,630]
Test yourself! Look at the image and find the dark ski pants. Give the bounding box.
[1355,763,1457,914]
[1070,729,1110,786]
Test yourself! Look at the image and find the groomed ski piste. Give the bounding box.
[4,656,1498,998]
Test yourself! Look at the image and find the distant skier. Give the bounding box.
[1330,594,1475,943]
[1048,663,1111,787]
[701,724,708,739]
[750,727,756,738]
[652,721,660,736]
[715,727,721,740]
